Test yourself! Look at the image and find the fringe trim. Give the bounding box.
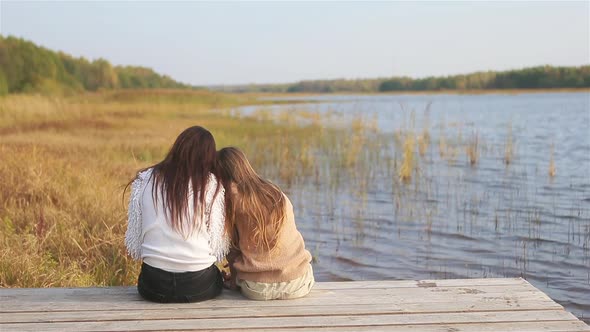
[206,175,230,262]
[124,169,152,260]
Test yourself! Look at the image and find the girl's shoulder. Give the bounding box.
[204,173,225,199]
[282,192,290,201]
[207,173,220,186]
[281,192,293,211]
[131,167,153,191]
[137,168,153,181]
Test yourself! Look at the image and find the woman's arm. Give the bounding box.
[207,177,230,262]
[224,247,241,290]
[125,169,151,260]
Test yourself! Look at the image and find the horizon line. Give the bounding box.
[204,63,590,88]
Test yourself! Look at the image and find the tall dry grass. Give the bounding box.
[466,131,479,166]
[504,123,514,165]
[0,91,307,287]
[549,143,556,178]
[0,90,379,287]
[398,133,415,183]
[1,91,539,288]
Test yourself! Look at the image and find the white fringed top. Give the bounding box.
[125,168,229,272]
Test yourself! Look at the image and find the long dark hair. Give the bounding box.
[217,147,286,253]
[127,126,220,237]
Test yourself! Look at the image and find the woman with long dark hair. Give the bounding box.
[125,126,228,303]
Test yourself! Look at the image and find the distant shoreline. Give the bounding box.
[250,87,590,98]
[372,87,590,96]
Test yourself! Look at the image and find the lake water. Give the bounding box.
[239,92,590,322]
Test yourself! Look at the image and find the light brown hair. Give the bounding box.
[217,147,286,253]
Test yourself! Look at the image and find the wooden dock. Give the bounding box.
[0,278,588,331]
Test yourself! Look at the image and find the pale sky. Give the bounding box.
[1,1,588,86]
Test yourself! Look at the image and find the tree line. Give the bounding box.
[221,66,590,93]
[377,66,590,92]
[2,35,588,96]
[0,35,191,95]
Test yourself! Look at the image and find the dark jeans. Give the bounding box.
[137,262,223,303]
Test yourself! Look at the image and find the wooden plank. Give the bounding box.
[1,297,559,315]
[0,299,565,325]
[0,283,549,305]
[315,278,529,290]
[0,278,528,297]
[0,310,582,332]
[217,321,590,332]
[0,287,559,313]
[0,283,547,306]
[0,301,568,324]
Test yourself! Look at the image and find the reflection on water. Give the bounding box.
[240,92,590,322]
